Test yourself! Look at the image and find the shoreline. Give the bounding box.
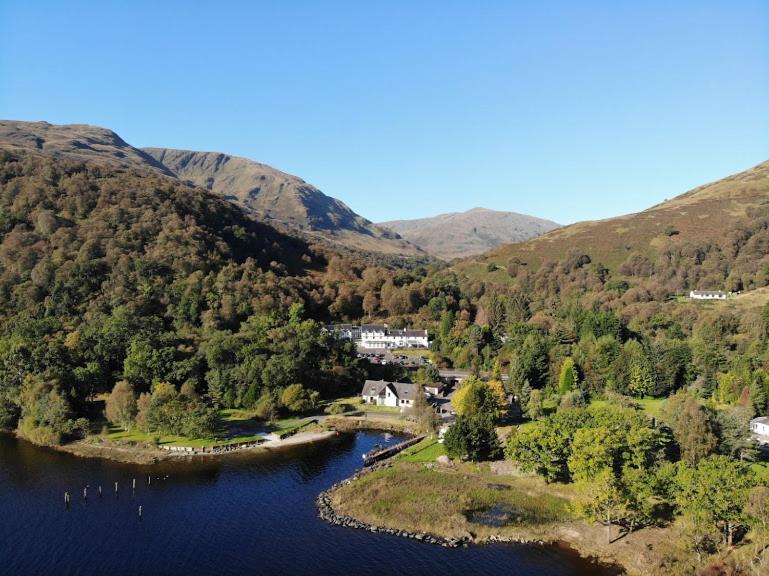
[317,456,640,575]
[4,415,419,465]
[11,429,341,465]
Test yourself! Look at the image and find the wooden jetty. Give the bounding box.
[362,435,425,466]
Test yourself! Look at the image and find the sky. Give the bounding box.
[1,1,767,225]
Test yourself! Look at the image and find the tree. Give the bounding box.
[715,372,742,405]
[525,388,544,419]
[568,427,616,482]
[444,414,501,461]
[574,469,628,542]
[628,356,654,398]
[660,393,718,465]
[16,375,76,445]
[409,383,438,434]
[558,357,578,395]
[750,372,769,416]
[745,485,769,531]
[414,364,440,385]
[675,455,754,548]
[105,381,137,430]
[280,384,318,413]
[451,377,502,420]
[715,406,755,460]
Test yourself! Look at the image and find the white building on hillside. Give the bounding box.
[326,323,429,349]
[689,290,729,301]
[751,416,769,445]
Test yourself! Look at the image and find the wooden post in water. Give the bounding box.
[64,492,70,509]
[98,485,102,498]
[132,478,136,491]
[147,475,151,486]
[138,505,142,519]
[114,481,119,494]
[83,487,87,501]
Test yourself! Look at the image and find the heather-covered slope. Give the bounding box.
[459,159,769,280]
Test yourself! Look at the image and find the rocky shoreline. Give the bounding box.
[316,461,551,550]
[316,463,469,548]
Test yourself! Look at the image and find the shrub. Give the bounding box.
[324,403,353,415]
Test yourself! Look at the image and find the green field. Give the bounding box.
[588,397,665,418]
[398,437,446,462]
[326,396,401,414]
[104,410,304,448]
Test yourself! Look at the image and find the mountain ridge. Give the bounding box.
[142,146,420,256]
[381,207,560,260]
[0,120,423,258]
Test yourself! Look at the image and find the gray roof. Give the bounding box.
[752,416,769,425]
[691,290,727,296]
[389,329,428,337]
[361,380,420,400]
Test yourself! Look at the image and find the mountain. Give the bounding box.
[380,207,560,260]
[0,121,423,258]
[456,159,769,284]
[0,120,176,177]
[142,147,421,257]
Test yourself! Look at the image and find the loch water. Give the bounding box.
[0,432,620,576]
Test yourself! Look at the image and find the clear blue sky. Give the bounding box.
[1,1,767,225]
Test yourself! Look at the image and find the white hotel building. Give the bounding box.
[326,324,429,349]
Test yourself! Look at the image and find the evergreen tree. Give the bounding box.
[558,357,578,395]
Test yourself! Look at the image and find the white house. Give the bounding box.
[689,290,729,301]
[361,380,421,410]
[751,416,769,444]
[360,379,453,415]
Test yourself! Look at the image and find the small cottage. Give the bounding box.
[751,416,769,444]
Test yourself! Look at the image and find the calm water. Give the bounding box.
[0,432,618,576]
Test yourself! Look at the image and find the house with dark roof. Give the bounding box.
[360,380,453,415]
[361,380,421,410]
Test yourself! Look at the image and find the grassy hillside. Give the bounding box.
[381,207,560,260]
[459,159,769,279]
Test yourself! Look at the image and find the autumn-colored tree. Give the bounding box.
[105,381,137,430]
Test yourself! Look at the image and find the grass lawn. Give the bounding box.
[103,410,304,448]
[588,397,665,419]
[398,437,446,462]
[327,396,401,414]
[636,397,665,418]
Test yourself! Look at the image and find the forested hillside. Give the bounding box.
[0,120,424,258]
[0,149,365,443]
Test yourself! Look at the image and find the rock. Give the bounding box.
[436,455,450,465]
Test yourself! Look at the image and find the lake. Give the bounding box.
[0,432,619,575]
